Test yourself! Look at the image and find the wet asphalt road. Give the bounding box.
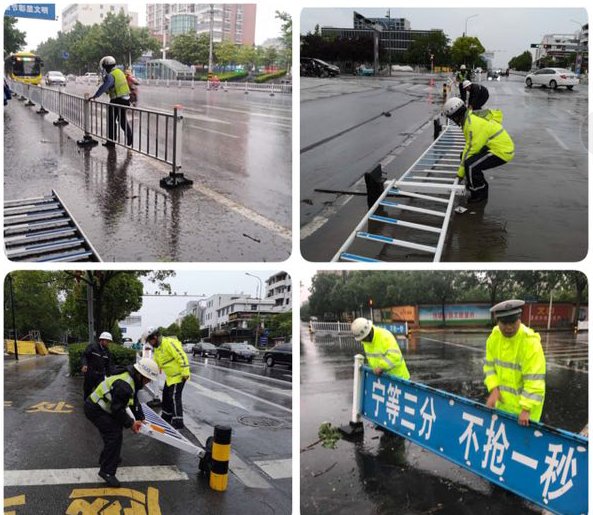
[300,74,588,262]
[300,324,587,514]
[4,354,291,514]
[4,83,291,262]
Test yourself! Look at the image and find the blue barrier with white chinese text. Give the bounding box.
[5,4,56,20]
[375,322,408,335]
[360,367,587,515]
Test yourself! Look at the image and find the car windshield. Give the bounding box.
[554,69,570,73]
[49,72,63,77]
[315,59,330,67]
[201,343,215,349]
[231,343,249,349]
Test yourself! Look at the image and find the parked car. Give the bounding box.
[45,71,66,86]
[192,341,217,358]
[216,342,258,363]
[356,65,375,76]
[525,68,578,90]
[263,342,292,368]
[301,57,340,78]
[182,342,194,353]
[83,72,100,84]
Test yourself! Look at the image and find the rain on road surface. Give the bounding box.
[4,354,292,514]
[300,74,587,262]
[300,324,587,514]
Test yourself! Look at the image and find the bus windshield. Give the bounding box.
[12,56,41,76]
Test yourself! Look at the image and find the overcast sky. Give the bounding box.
[121,270,283,340]
[301,8,588,68]
[13,2,286,51]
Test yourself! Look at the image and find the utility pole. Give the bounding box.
[245,273,263,347]
[8,274,19,361]
[87,272,95,345]
[208,4,215,77]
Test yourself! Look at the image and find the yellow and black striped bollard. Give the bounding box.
[210,425,232,491]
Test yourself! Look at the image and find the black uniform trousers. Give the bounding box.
[108,97,133,145]
[162,380,186,428]
[464,147,506,199]
[84,401,123,476]
[83,372,104,400]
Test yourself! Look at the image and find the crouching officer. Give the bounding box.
[484,300,546,426]
[81,331,114,400]
[351,318,410,379]
[84,358,159,487]
[145,327,190,429]
[443,97,515,203]
[462,80,489,110]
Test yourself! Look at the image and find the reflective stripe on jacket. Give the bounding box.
[153,336,190,386]
[458,111,515,178]
[483,323,546,422]
[89,371,135,414]
[108,68,131,99]
[363,327,410,380]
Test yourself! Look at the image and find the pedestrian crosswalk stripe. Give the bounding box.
[4,466,188,487]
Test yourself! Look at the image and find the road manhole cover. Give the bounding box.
[238,415,284,428]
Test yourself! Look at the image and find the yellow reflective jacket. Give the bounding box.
[458,111,515,178]
[108,68,131,99]
[471,108,503,124]
[483,323,546,422]
[363,326,410,380]
[153,336,190,386]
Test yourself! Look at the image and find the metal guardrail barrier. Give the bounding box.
[345,355,588,515]
[309,321,352,333]
[141,78,292,94]
[8,80,192,189]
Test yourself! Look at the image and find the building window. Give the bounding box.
[251,304,257,310]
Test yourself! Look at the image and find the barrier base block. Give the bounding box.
[25,100,35,106]
[77,135,98,147]
[37,107,49,114]
[146,398,162,408]
[160,173,194,189]
[339,421,364,438]
[53,117,69,126]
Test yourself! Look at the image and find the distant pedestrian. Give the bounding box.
[89,56,133,147]
[443,97,515,203]
[145,327,190,429]
[125,68,140,106]
[484,300,546,426]
[81,332,114,400]
[456,65,469,101]
[351,318,410,379]
[4,79,12,106]
[462,80,489,110]
[85,358,159,487]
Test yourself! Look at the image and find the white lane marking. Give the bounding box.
[185,380,247,409]
[4,466,188,486]
[205,104,292,121]
[192,183,291,241]
[511,451,539,469]
[253,459,292,479]
[194,375,292,414]
[301,215,330,239]
[182,112,231,125]
[186,123,239,139]
[421,335,588,374]
[192,361,293,389]
[183,417,272,489]
[545,128,569,150]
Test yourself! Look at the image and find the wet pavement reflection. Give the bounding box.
[300,324,587,513]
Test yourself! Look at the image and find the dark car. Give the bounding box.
[192,341,217,358]
[263,342,292,368]
[217,342,257,363]
[301,57,340,78]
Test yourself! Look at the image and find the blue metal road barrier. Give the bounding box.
[348,355,587,515]
[375,322,408,336]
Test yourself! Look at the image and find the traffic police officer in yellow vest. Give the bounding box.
[84,358,159,487]
[443,97,515,203]
[90,56,133,147]
[145,327,190,429]
[484,300,546,426]
[351,318,410,379]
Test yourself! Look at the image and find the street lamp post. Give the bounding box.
[464,14,479,37]
[570,19,584,75]
[208,4,215,77]
[245,273,263,347]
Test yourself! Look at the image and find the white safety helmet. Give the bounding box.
[460,64,466,70]
[98,331,113,341]
[145,326,159,340]
[443,97,465,118]
[351,318,373,342]
[462,80,472,89]
[99,55,116,69]
[133,358,159,381]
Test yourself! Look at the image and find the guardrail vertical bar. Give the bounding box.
[36,86,48,114]
[25,84,35,106]
[159,106,193,189]
[339,354,365,436]
[76,94,98,147]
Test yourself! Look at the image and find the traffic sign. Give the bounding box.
[62,51,69,60]
[5,4,56,20]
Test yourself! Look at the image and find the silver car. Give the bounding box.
[45,71,66,86]
[525,68,578,90]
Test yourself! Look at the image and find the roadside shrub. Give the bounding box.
[68,343,137,376]
[197,71,248,81]
[254,70,287,83]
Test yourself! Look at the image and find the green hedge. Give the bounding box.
[68,343,137,377]
[197,71,248,82]
[254,70,287,83]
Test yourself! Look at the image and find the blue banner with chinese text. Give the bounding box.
[5,4,56,20]
[360,368,587,515]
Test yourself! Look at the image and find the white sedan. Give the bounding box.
[525,68,578,90]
